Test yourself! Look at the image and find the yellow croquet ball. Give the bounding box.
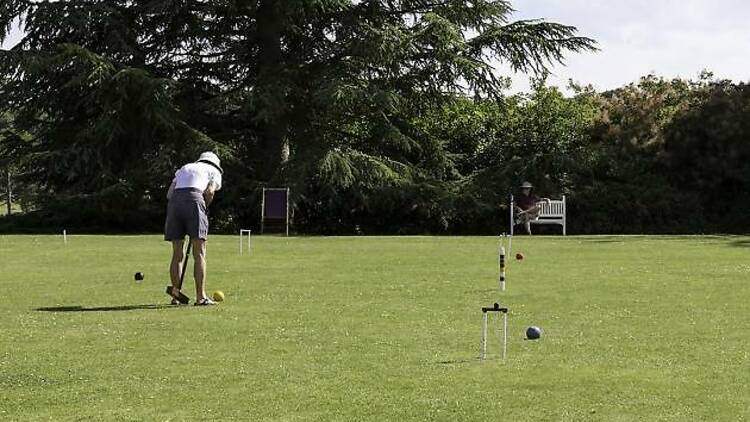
[212,291,225,302]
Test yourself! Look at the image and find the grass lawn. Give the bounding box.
[1,234,748,421]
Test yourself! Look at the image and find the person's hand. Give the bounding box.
[203,181,217,206]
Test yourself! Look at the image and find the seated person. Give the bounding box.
[514,181,551,234]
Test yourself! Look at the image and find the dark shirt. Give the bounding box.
[516,193,540,210]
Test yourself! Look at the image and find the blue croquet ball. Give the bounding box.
[526,326,542,340]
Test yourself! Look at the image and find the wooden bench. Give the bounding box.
[510,195,566,235]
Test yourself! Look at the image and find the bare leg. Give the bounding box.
[517,206,540,234]
[192,238,208,301]
[169,239,185,298]
[514,206,525,225]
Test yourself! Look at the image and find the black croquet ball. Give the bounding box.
[526,326,542,340]
[134,272,144,281]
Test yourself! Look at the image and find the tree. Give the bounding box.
[0,2,220,228]
[663,80,750,233]
[1,1,596,232]
[569,74,713,234]
[0,110,23,215]
[277,1,596,232]
[406,80,598,234]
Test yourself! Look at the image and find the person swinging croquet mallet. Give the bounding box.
[164,151,223,306]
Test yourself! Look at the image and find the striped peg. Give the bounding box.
[499,246,506,291]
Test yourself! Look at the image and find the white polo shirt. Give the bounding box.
[173,162,222,191]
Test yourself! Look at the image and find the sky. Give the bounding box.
[506,0,750,92]
[2,1,749,93]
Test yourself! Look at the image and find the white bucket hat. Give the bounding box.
[197,151,223,174]
[520,181,533,189]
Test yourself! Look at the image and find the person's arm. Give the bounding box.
[166,180,176,200]
[534,194,551,205]
[203,181,217,206]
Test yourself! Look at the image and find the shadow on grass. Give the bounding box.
[35,304,177,312]
[728,238,750,248]
[576,235,750,245]
[574,236,631,243]
[466,289,500,294]
[437,357,481,365]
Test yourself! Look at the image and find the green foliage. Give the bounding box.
[12,2,750,235]
[1,0,597,233]
[399,81,598,234]
[663,81,750,232]
[567,74,720,234]
[1,42,209,227]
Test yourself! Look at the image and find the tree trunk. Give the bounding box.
[256,0,289,184]
[6,168,10,216]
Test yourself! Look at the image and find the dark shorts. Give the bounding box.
[164,188,209,241]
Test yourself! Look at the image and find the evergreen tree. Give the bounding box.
[1,1,595,231]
